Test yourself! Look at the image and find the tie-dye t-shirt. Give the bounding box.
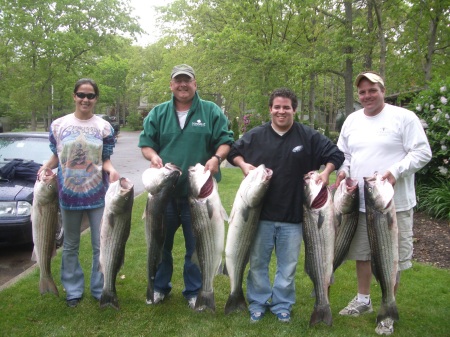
[49,113,116,210]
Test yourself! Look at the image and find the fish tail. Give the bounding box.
[39,276,59,296]
[195,290,215,312]
[377,302,399,323]
[100,290,119,310]
[309,304,333,327]
[224,289,247,315]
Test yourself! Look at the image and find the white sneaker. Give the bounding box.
[375,318,394,335]
[187,296,197,309]
[339,296,373,316]
[146,291,165,305]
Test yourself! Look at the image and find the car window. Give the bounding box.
[0,137,52,166]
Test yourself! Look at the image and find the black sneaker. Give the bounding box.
[66,298,81,308]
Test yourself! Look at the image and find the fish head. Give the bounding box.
[105,177,134,213]
[363,173,394,211]
[142,163,181,195]
[334,177,359,214]
[188,163,214,199]
[34,169,58,204]
[240,164,273,207]
[303,171,326,208]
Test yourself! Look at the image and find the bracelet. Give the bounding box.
[213,154,222,164]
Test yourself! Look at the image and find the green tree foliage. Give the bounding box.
[0,0,141,129]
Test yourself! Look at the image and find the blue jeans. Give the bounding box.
[154,197,201,299]
[60,207,104,300]
[247,220,302,315]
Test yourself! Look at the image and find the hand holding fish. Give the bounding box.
[381,171,396,187]
[204,157,220,175]
[334,171,346,188]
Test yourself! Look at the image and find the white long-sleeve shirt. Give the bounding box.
[337,103,432,212]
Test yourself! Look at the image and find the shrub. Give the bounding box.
[409,78,450,220]
[409,78,449,181]
[126,112,144,131]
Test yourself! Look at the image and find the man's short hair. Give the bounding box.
[269,88,298,111]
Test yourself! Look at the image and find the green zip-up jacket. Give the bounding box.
[138,92,234,197]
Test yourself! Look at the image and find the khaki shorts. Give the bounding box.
[346,209,414,271]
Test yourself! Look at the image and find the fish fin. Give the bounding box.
[31,248,37,262]
[220,205,229,222]
[100,290,120,310]
[216,260,224,275]
[222,261,229,277]
[309,304,332,327]
[224,289,247,315]
[206,199,214,219]
[371,259,381,283]
[242,207,250,222]
[317,211,325,229]
[191,250,199,267]
[377,302,399,323]
[108,213,115,228]
[195,290,215,312]
[39,276,59,296]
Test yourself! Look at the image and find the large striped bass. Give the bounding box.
[32,168,59,296]
[303,171,335,327]
[188,163,227,312]
[364,173,399,324]
[99,177,134,309]
[143,163,181,305]
[224,164,272,315]
[333,177,359,272]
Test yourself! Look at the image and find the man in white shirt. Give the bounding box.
[335,71,432,335]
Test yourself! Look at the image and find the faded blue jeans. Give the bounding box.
[247,220,303,315]
[60,207,104,301]
[154,197,201,299]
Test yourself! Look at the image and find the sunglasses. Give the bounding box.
[75,92,97,100]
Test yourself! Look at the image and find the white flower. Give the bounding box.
[430,104,435,110]
[448,130,450,136]
[442,145,448,151]
[446,114,450,119]
[420,119,428,128]
[437,109,442,113]
[438,166,448,176]
[440,96,448,105]
[425,103,429,108]
[416,104,422,112]
[440,86,447,93]
[432,115,439,122]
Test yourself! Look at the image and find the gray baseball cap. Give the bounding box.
[171,64,195,79]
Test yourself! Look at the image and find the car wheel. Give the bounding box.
[55,208,64,248]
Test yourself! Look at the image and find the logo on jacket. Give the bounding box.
[292,145,303,153]
[192,119,206,127]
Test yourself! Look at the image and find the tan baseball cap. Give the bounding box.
[354,72,385,87]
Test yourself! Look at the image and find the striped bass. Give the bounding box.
[143,163,181,304]
[364,173,399,324]
[188,163,227,312]
[333,177,359,272]
[99,177,134,309]
[32,168,59,296]
[224,164,272,315]
[303,171,335,327]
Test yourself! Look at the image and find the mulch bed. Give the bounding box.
[413,211,450,269]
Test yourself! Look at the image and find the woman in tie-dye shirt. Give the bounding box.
[38,78,120,307]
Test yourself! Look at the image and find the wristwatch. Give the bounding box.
[213,154,222,164]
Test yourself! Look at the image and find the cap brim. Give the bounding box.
[172,71,194,79]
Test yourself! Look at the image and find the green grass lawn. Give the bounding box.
[1,168,449,337]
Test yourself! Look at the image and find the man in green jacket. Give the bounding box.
[138,64,233,309]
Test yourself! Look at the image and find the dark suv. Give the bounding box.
[96,114,120,140]
[0,132,63,247]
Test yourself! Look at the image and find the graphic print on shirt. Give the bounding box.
[191,119,206,127]
[60,129,103,195]
[292,145,303,153]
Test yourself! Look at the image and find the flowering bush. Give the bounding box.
[409,78,450,220]
[410,79,450,180]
